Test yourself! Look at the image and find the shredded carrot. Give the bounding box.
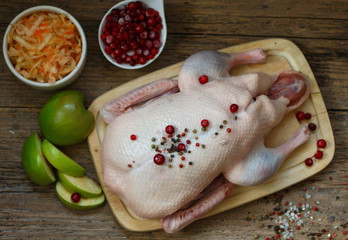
[65,30,74,35]
[38,21,48,27]
[7,11,82,84]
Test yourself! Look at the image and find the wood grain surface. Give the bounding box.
[1,1,347,239]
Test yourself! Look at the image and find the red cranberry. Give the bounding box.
[305,113,312,120]
[125,15,132,22]
[135,25,144,33]
[139,39,146,46]
[145,40,153,48]
[178,143,186,151]
[308,123,316,131]
[119,5,126,11]
[314,150,323,159]
[149,31,156,39]
[112,16,119,22]
[128,2,137,10]
[114,48,122,56]
[143,48,150,56]
[125,56,132,63]
[317,139,327,148]
[153,39,161,48]
[147,17,156,26]
[151,48,158,55]
[118,17,125,25]
[230,104,239,113]
[156,16,162,23]
[140,31,148,39]
[116,33,122,40]
[154,154,165,165]
[138,14,145,21]
[135,48,143,55]
[296,111,305,120]
[156,23,163,29]
[105,45,112,54]
[120,9,126,16]
[106,35,114,44]
[139,21,147,29]
[201,119,209,128]
[111,9,118,16]
[130,134,137,140]
[165,125,175,134]
[199,75,208,84]
[121,32,129,40]
[120,44,129,52]
[127,49,135,56]
[71,192,81,203]
[305,158,313,167]
[129,60,136,66]
[145,8,154,17]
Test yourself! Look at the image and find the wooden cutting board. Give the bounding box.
[87,38,335,232]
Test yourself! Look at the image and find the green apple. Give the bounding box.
[41,139,85,177]
[56,181,105,210]
[21,132,56,185]
[57,171,102,198]
[39,90,95,146]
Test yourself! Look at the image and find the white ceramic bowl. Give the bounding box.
[2,6,87,90]
[98,0,167,69]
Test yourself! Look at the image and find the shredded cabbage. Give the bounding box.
[7,12,82,84]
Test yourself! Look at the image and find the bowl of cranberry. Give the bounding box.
[98,0,167,69]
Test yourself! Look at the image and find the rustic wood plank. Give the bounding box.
[1,31,347,110]
[1,0,348,21]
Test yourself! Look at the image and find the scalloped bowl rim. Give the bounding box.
[98,0,167,69]
[2,5,87,90]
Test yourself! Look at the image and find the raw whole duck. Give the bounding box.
[100,49,311,233]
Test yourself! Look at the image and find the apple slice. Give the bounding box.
[57,171,102,198]
[41,139,85,177]
[21,132,56,185]
[56,181,105,210]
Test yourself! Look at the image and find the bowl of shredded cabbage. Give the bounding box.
[3,6,87,90]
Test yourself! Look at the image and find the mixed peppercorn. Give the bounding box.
[147,117,234,168]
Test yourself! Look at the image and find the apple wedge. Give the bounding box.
[56,181,105,210]
[21,132,56,185]
[41,139,85,177]
[57,171,102,198]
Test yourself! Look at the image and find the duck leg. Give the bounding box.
[100,78,178,124]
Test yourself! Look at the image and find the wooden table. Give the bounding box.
[1,1,347,239]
